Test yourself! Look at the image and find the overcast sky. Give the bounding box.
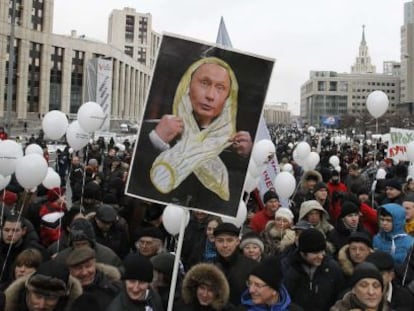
[53,0,407,114]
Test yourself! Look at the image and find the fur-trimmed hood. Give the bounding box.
[182,263,229,310]
[337,244,374,277]
[4,274,82,311]
[299,170,322,188]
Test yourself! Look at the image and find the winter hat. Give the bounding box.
[133,227,164,242]
[292,219,313,231]
[357,188,370,196]
[240,231,265,253]
[263,190,279,204]
[365,251,394,271]
[144,204,165,222]
[298,228,326,253]
[348,231,372,248]
[26,260,69,297]
[385,178,402,191]
[339,201,360,219]
[249,256,283,291]
[151,252,175,277]
[403,193,414,203]
[66,246,96,267]
[2,190,17,206]
[313,182,328,193]
[70,218,96,244]
[96,205,117,223]
[350,262,384,290]
[213,222,240,237]
[123,253,153,282]
[275,207,294,223]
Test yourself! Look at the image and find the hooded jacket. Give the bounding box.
[175,263,234,311]
[373,203,414,264]
[4,274,82,311]
[292,170,323,217]
[262,221,296,255]
[240,284,292,311]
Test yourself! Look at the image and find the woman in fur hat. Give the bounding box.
[174,263,236,311]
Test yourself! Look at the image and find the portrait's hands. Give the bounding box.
[155,115,184,144]
[230,131,252,157]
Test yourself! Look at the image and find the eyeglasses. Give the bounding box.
[246,280,269,289]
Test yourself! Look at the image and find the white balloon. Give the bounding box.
[77,102,105,132]
[68,148,74,154]
[252,139,275,166]
[335,166,341,173]
[42,110,68,140]
[293,148,306,167]
[66,121,90,151]
[407,142,414,162]
[366,90,389,119]
[329,155,340,167]
[244,172,260,192]
[162,204,189,235]
[0,175,11,191]
[274,171,296,199]
[221,200,248,228]
[247,160,264,178]
[281,163,293,173]
[295,142,311,159]
[25,144,43,156]
[115,143,126,152]
[15,154,48,189]
[308,126,316,136]
[42,168,61,189]
[0,140,24,176]
[305,152,320,170]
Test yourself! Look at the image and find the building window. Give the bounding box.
[125,46,133,58]
[31,0,44,31]
[8,0,23,26]
[125,15,135,43]
[138,47,146,64]
[4,37,19,112]
[138,16,148,44]
[49,46,63,111]
[27,42,41,112]
[70,50,84,113]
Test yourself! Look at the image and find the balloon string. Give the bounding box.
[0,191,5,228]
[0,191,27,281]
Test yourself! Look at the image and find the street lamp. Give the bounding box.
[6,0,17,136]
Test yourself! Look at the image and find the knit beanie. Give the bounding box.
[298,228,326,253]
[249,256,283,291]
[350,262,384,289]
[275,207,294,223]
[26,260,69,297]
[339,201,360,219]
[403,193,414,203]
[365,251,394,271]
[151,252,175,278]
[240,231,265,253]
[385,178,402,191]
[263,190,279,204]
[123,253,153,282]
[313,182,328,193]
[70,218,96,244]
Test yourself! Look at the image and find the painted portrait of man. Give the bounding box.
[126,34,274,217]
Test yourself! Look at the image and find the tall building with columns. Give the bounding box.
[0,0,159,123]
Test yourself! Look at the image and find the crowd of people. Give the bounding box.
[1,125,414,311]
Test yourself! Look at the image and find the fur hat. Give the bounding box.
[339,201,360,219]
[263,190,279,204]
[240,231,264,253]
[249,256,283,291]
[275,207,294,223]
[350,262,383,290]
[298,228,326,253]
[213,223,240,237]
[26,260,69,297]
[182,263,229,310]
[123,254,153,282]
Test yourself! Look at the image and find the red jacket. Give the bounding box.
[249,210,272,233]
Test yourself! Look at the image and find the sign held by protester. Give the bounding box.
[388,127,414,161]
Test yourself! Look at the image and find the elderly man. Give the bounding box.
[66,246,121,311]
[4,260,82,311]
[128,57,253,215]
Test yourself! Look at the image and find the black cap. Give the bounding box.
[263,190,279,204]
[96,205,117,223]
[298,228,326,253]
[133,227,164,241]
[365,251,394,271]
[250,256,283,291]
[348,231,372,248]
[213,223,240,237]
[350,262,383,290]
[123,254,153,282]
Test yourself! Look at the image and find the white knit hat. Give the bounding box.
[275,207,294,223]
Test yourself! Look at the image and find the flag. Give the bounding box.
[216,16,233,48]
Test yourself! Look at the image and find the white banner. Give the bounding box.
[388,127,414,161]
[96,58,113,131]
